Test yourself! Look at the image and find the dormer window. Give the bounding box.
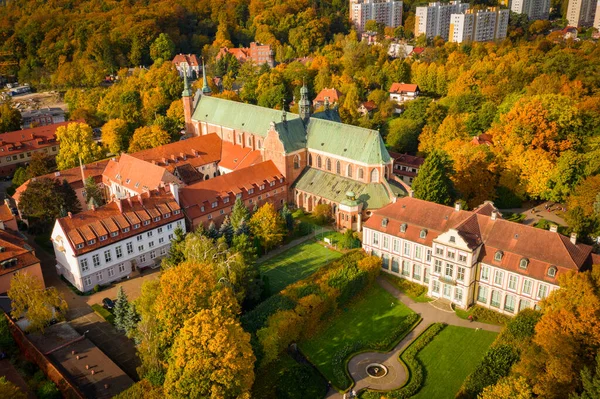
[223,198,229,204]
[519,258,529,269]
[400,223,407,233]
[547,266,557,278]
[164,213,171,218]
[260,184,265,190]
[248,189,254,195]
[123,227,130,233]
[99,235,108,241]
[76,243,84,249]
[494,250,503,262]
[153,217,160,222]
[143,220,150,226]
[110,232,118,237]
[173,210,180,215]
[381,218,388,227]
[134,224,140,229]
[88,239,96,245]
[420,229,427,239]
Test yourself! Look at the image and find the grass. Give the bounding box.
[257,239,343,295]
[382,272,432,303]
[411,326,497,399]
[91,304,115,324]
[455,305,511,326]
[299,284,415,387]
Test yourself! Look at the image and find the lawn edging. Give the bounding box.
[330,313,422,391]
[361,323,446,399]
[91,304,115,324]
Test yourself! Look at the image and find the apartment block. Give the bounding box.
[415,1,469,40]
[511,0,551,20]
[449,8,509,43]
[567,0,598,27]
[350,0,403,33]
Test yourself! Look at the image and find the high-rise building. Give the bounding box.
[415,1,470,40]
[595,1,600,30]
[449,8,509,43]
[566,0,597,27]
[511,0,551,20]
[350,0,403,33]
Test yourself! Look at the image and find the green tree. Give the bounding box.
[249,203,285,252]
[27,152,51,179]
[0,102,22,133]
[101,118,131,154]
[572,354,600,399]
[546,151,586,203]
[564,206,598,240]
[114,286,130,332]
[230,197,250,231]
[128,125,170,152]
[19,178,81,230]
[280,203,294,232]
[0,377,25,399]
[161,226,186,270]
[386,119,421,153]
[58,179,82,214]
[218,216,234,245]
[412,150,456,205]
[149,33,175,63]
[12,167,28,187]
[84,176,104,209]
[8,272,68,333]
[55,122,104,170]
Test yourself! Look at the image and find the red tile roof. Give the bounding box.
[180,161,284,220]
[471,133,493,146]
[360,101,378,111]
[365,197,594,282]
[389,152,425,167]
[219,141,263,172]
[0,122,69,157]
[102,154,181,195]
[0,230,40,277]
[55,188,183,256]
[172,54,200,66]
[411,47,425,55]
[216,47,250,62]
[314,88,342,104]
[389,83,419,93]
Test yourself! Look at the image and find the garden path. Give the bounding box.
[325,277,501,398]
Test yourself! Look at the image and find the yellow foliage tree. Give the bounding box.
[101,118,130,154]
[480,376,533,399]
[128,125,170,153]
[249,202,285,252]
[56,122,104,170]
[0,377,26,399]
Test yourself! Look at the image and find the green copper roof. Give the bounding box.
[306,118,390,165]
[192,96,307,152]
[292,168,392,209]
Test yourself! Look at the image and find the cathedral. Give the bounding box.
[179,64,406,231]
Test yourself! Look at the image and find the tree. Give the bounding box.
[161,226,186,270]
[12,167,28,187]
[128,125,170,152]
[149,33,175,63]
[386,119,421,153]
[0,102,22,133]
[280,203,294,232]
[546,151,586,203]
[564,206,598,240]
[58,179,82,215]
[19,178,81,230]
[572,354,600,399]
[568,176,600,217]
[218,216,234,245]
[55,122,104,170]
[114,286,130,332]
[313,203,332,225]
[101,119,131,154]
[27,152,51,179]
[164,304,255,398]
[412,150,456,205]
[480,376,533,399]
[230,197,251,231]
[84,176,104,209]
[8,272,68,333]
[0,377,25,399]
[249,203,285,252]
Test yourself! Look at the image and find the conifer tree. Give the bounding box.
[161,226,186,270]
[230,198,250,231]
[114,286,130,331]
[59,179,82,214]
[84,176,105,209]
[123,303,140,339]
[218,216,234,245]
[280,203,294,231]
[206,221,218,240]
[235,217,250,236]
[411,149,456,205]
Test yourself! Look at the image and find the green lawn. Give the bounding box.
[300,284,415,386]
[411,326,497,399]
[257,239,343,295]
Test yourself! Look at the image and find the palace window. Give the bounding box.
[490,290,501,308]
[477,286,488,303]
[519,299,531,312]
[370,168,379,183]
[454,287,463,302]
[424,268,430,283]
[80,259,89,272]
[382,254,390,269]
[382,236,389,249]
[494,270,504,286]
[336,160,341,175]
[547,266,557,278]
[358,168,364,179]
[457,267,465,282]
[403,242,411,256]
[92,254,100,267]
[519,258,529,269]
[126,242,133,254]
[401,260,410,276]
[537,284,549,299]
[415,246,422,259]
[400,223,407,233]
[522,279,532,295]
[445,263,454,278]
[326,158,331,171]
[420,229,427,239]
[413,264,421,281]
[347,164,352,178]
[393,239,399,252]
[317,156,322,168]
[480,266,489,281]
[104,250,112,263]
[391,257,399,273]
[434,259,442,273]
[432,280,440,293]
[504,294,515,313]
[293,155,300,169]
[508,274,518,291]
[372,232,379,245]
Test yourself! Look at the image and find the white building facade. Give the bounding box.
[350,0,403,33]
[415,1,469,40]
[449,8,509,43]
[51,190,185,292]
[567,0,598,27]
[511,0,551,20]
[362,198,595,315]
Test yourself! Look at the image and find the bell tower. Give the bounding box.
[182,66,195,135]
[299,80,311,126]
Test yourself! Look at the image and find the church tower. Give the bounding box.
[182,66,195,135]
[201,58,212,96]
[299,80,311,125]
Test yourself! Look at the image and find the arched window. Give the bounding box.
[347,164,352,178]
[308,154,313,166]
[317,156,322,168]
[237,133,242,144]
[358,168,364,180]
[519,258,529,269]
[293,155,300,169]
[494,251,503,262]
[336,160,341,174]
[247,136,253,147]
[257,140,262,149]
[370,168,379,183]
[326,158,331,171]
[547,266,557,278]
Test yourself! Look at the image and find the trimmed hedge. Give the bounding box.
[241,294,296,334]
[362,323,447,399]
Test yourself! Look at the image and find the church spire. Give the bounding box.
[201,57,211,95]
[182,65,192,97]
[299,78,311,126]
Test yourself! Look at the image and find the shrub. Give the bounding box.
[494,186,522,209]
[241,294,297,334]
[275,361,327,399]
[36,381,61,399]
[0,316,16,353]
[93,284,101,293]
[313,204,332,225]
[339,229,361,249]
[91,304,115,324]
[384,274,428,300]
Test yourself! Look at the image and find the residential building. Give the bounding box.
[216,42,275,67]
[0,229,43,294]
[0,199,17,231]
[0,121,67,176]
[172,54,201,78]
[358,101,378,117]
[389,152,424,185]
[313,88,342,109]
[449,8,509,43]
[567,0,597,27]
[350,0,403,33]
[362,197,596,315]
[389,83,420,112]
[471,133,493,146]
[415,1,469,40]
[51,187,185,292]
[388,43,414,58]
[511,0,551,20]
[180,160,287,229]
[562,26,579,39]
[20,108,65,129]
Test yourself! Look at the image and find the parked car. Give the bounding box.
[102,298,115,310]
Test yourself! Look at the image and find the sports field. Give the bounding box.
[257,239,342,295]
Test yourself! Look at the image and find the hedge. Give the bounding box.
[241,294,297,334]
[362,323,446,399]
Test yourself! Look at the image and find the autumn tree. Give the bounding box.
[0,377,25,399]
[480,376,533,399]
[8,272,68,332]
[412,150,456,205]
[101,119,131,154]
[386,119,421,153]
[568,175,600,217]
[128,125,170,153]
[0,102,22,133]
[313,203,332,225]
[571,354,600,399]
[84,176,104,209]
[56,122,104,170]
[250,203,285,252]
[26,152,51,179]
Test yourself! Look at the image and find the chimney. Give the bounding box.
[549,224,558,233]
[409,190,414,198]
[454,202,462,212]
[169,182,180,205]
[192,149,198,157]
[491,211,497,220]
[68,212,72,219]
[55,171,60,177]
[570,232,577,245]
[180,152,186,160]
